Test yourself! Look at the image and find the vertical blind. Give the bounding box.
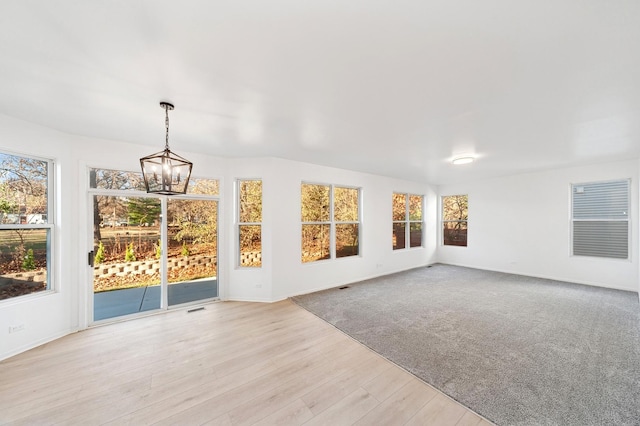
[572,179,629,259]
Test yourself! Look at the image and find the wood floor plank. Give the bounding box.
[361,360,415,402]
[135,347,336,425]
[251,398,315,426]
[199,413,233,426]
[226,342,374,425]
[405,393,468,426]
[354,378,438,425]
[0,299,492,426]
[302,387,380,426]
[300,349,390,416]
[456,410,485,426]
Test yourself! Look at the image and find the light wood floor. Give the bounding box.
[0,300,493,425]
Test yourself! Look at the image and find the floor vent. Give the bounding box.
[339,286,350,290]
[187,307,205,313]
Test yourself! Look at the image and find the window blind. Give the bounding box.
[572,180,629,259]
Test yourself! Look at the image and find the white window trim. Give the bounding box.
[301,182,362,263]
[237,178,262,268]
[570,179,630,260]
[392,192,425,250]
[0,151,55,303]
[441,194,468,247]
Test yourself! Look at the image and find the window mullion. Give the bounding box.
[405,194,410,249]
[330,185,335,260]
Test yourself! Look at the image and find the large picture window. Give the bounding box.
[301,183,360,263]
[238,179,262,267]
[442,194,468,246]
[0,152,53,300]
[392,193,423,250]
[572,179,629,259]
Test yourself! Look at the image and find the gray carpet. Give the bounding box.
[291,264,640,426]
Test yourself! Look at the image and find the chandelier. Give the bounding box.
[140,102,193,195]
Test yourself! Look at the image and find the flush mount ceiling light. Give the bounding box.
[140,102,193,195]
[452,156,475,165]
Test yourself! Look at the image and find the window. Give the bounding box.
[238,179,262,267]
[301,183,360,263]
[89,168,220,320]
[334,187,360,258]
[572,179,629,259]
[392,193,424,250]
[0,152,53,300]
[442,194,468,246]
[89,168,219,195]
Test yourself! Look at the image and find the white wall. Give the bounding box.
[0,114,437,360]
[225,157,275,302]
[4,110,634,361]
[0,114,228,360]
[225,156,438,301]
[261,158,437,301]
[0,115,77,360]
[438,160,639,292]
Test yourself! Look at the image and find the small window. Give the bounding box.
[572,180,629,259]
[89,168,146,191]
[0,151,54,301]
[442,195,468,246]
[301,183,360,262]
[238,180,262,267]
[392,193,424,250]
[89,168,219,195]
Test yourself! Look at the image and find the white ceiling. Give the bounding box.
[1,1,639,184]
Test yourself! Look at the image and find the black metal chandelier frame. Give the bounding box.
[140,102,193,195]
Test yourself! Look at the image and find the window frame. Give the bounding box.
[392,192,424,250]
[570,179,630,260]
[0,150,55,302]
[87,166,220,320]
[441,194,468,247]
[334,185,361,259]
[301,182,361,263]
[237,178,262,268]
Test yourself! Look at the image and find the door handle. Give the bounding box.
[88,251,94,267]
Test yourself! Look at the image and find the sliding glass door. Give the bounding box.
[89,168,219,322]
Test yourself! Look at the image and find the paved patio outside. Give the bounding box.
[94,278,218,321]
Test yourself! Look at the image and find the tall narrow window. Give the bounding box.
[238,179,262,267]
[302,184,330,262]
[572,180,629,259]
[392,193,424,250]
[409,195,423,248]
[334,186,359,258]
[0,152,53,300]
[442,194,468,246]
[301,183,360,262]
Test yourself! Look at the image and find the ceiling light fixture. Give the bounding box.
[140,102,193,195]
[452,156,475,165]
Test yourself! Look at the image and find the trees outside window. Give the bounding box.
[238,179,262,267]
[301,183,360,263]
[392,193,423,250]
[442,194,468,246]
[0,151,53,300]
[334,187,359,258]
[89,168,219,295]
